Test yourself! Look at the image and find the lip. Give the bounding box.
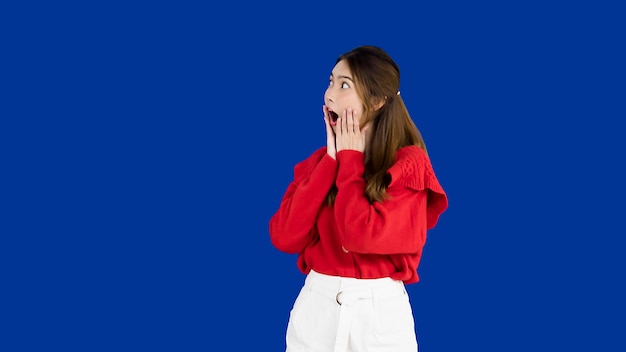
[327,109,339,126]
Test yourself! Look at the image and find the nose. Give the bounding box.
[325,87,334,104]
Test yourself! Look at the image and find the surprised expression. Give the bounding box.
[324,59,365,133]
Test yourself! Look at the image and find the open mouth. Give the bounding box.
[328,110,339,123]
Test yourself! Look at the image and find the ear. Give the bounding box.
[372,97,386,111]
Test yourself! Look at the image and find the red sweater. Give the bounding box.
[269,146,448,284]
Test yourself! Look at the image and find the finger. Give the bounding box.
[346,108,354,134]
[322,106,331,126]
[341,109,348,135]
[347,108,356,134]
[352,111,361,134]
[322,106,334,134]
[324,114,332,132]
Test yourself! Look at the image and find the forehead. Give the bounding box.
[331,59,352,77]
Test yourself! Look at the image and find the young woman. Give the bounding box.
[269,45,448,352]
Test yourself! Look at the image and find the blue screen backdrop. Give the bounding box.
[1,1,624,351]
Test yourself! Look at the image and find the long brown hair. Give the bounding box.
[327,46,427,204]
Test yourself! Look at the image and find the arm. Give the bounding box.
[333,150,430,255]
[269,149,338,254]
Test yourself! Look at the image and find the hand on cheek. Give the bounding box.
[322,105,337,159]
[336,108,366,153]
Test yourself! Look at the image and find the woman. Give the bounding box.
[269,45,448,352]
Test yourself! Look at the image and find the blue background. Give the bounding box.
[2,1,624,351]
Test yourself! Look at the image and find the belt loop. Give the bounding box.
[371,288,378,310]
[305,271,315,294]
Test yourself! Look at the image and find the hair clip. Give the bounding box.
[397,91,400,95]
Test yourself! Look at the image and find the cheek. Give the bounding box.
[349,98,365,116]
[354,107,366,125]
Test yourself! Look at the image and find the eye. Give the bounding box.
[341,82,350,89]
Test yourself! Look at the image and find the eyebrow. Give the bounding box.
[330,73,354,82]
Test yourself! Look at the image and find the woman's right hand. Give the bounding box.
[323,105,337,159]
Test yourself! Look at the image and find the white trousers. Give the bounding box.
[285,270,418,352]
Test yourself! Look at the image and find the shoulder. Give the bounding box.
[388,145,449,229]
[293,147,327,176]
[387,146,439,191]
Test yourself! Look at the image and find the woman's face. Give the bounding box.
[324,60,365,134]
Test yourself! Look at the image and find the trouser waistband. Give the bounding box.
[305,269,407,305]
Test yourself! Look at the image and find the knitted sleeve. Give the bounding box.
[269,147,338,254]
[334,146,448,255]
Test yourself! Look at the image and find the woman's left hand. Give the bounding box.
[336,108,368,153]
